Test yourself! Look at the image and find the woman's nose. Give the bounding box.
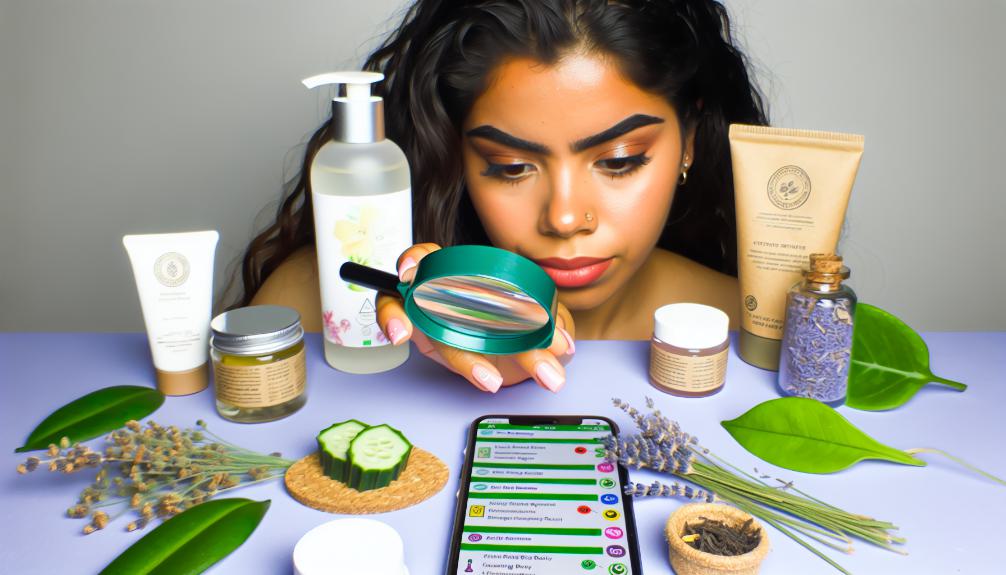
[539,164,595,238]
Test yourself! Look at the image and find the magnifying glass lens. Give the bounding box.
[412,275,551,336]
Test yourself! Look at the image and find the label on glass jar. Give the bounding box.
[214,348,306,408]
[649,341,728,394]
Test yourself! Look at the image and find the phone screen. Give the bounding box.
[448,416,640,575]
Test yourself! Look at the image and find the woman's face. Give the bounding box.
[462,52,690,311]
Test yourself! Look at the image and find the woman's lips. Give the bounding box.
[534,257,613,288]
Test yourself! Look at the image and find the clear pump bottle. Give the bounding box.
[303,72,411,374]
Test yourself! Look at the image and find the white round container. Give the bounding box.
[293,518,409,575]
[650,303,730,397]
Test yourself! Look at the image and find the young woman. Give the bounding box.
[238,0,767,393]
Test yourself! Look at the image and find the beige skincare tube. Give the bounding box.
[730,125,863,370]
[123,231,219,395]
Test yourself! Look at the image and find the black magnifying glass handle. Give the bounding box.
[340,262,403,298]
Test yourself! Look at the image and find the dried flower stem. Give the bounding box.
[16,420,293,533]
[607,398,905,575]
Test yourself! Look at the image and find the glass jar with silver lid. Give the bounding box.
[210,305,307,423]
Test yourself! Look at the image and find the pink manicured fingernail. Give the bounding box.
[472,364,503,393]
[386,318,408,345]
[535,362,565,393]
[398,257,418,282]
[557,327,575,355]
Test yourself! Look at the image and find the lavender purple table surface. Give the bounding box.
[2,332,1004,574]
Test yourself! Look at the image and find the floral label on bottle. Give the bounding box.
[313,188,412,348]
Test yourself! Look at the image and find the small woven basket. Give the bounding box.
[665,503,770,575]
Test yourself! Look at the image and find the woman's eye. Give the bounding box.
[482,162,535,182]
[596,153,651,178]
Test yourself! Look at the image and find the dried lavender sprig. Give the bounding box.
[609,398,904,574]
[16,420,293,534]
[625,480,716,502]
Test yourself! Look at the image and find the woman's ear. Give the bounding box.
[683,123,697,169]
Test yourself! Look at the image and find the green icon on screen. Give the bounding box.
[581,559,597,570]
[477,447,491,458]
[608,563,627,575]
[600,478,616,489]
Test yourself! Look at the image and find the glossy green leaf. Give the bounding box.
[100,498,270,575]
[846,304,966,411]
[721,397,925,473]
[16,385,164,453]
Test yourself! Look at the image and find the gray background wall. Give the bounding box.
[1,0,1003,332]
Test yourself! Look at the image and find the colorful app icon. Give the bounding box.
[468,533,483,542]
[608,563,628,575]
[603,509,621,521]
[475,468,490,476]
[596,462,614,473]
[604,526,625,539]
[465,558,475,573]
[468,505,485,518]
[472,483,488,491]
[479,430,493,436]
[599,478,616,489]
[606,545,627,558]
[477,447,492,458]
[577,505,592,514]
[600,494,619,505]
[581,559,597,570]
[575,446,588,454]
[594,448,607,458]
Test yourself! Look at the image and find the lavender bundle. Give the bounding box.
[15,419,293,534]
[607,398,903,574]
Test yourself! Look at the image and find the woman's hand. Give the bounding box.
[376,243,576,394]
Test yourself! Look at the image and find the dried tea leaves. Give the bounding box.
[683,516,761,556]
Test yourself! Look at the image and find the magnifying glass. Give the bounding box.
[339,245,557,355]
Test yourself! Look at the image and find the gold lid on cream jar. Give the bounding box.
[210,305,307,423]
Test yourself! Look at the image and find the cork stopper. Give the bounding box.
[805,253,850,285]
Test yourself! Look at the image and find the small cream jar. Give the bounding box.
[650,303,730,397]
[210,305,307,423]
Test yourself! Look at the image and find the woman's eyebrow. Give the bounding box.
[466,113,664,156]
[571,114,664,152]
[466,125,551,155]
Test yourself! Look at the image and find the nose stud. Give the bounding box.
[585,212,594,223]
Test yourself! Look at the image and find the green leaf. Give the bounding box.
[721,397,925,473]
[16,385,164,453]
[846,304,966,411]
[99,498,270,575]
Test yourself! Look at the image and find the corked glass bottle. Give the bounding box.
[778,254,856,404]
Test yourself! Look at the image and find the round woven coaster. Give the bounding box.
[285,448,449,514]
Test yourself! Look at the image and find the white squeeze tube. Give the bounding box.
[303,71,412,374]
[122,230,219,395]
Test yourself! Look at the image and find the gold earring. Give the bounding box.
[585,212,594,223]
[680,158,690,186]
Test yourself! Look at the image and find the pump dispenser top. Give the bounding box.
[303,72,385,144]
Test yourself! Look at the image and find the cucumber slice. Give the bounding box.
[317,419,369,482]
[346,424,413,491]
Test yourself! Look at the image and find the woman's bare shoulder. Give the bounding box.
[646,249,740,328]
[249,245,322,332]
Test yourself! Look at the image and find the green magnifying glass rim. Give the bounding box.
[398,245,557,355]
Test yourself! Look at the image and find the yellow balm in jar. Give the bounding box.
[650,303,730,397]
[210,305,307,422]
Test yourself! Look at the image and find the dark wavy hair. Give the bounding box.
[233,0,767,307]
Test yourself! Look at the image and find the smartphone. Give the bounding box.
[446,415,643,575]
